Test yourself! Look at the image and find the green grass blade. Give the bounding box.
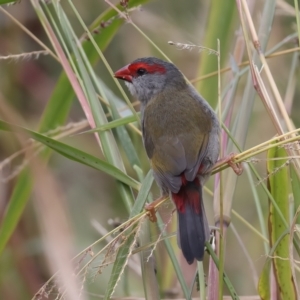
[134,170,159,300]
[104,224,140,299]
[258,229,290,300]
[130,170,153,218]
[0,0,17,4]
[156,213,190,300]
[140,221,160,300]
[79,113,139,135]
[89,0,154,30]
[258,258,271,300]
[103,172,153,300]
[0,171,32,254]
[38,19,124,133]
[56,2,136,213]
[0,5,125,256]
[100,81,141,167]
[195,1,237,106]
[267,145,296,299]
[205,242,240,300]
[0,120,140,190]
[291,165,300,224]
[222,0,277,222]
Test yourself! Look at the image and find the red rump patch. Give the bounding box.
[128,62,166,75]
[181,174,188,186]
[172,177,202,214]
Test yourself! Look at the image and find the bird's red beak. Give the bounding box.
[114,64,133,82]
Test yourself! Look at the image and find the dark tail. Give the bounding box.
[172,179,210,264]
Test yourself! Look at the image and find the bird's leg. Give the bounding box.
[145,196,167,222]
[214,153,243,175]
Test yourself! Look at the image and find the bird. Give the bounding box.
[114,57,220,264]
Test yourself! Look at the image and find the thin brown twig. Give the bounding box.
[190,47,300,83]
[0,7,58,61]
[237,0,300,177]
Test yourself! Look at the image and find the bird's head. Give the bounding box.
[114,57,186,104]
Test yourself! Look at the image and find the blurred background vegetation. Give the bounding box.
[0,0,299,299]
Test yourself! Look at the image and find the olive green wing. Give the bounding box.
[141,88,214,193]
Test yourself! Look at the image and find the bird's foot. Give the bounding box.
[145,196,167,222]
[215,153,243,175]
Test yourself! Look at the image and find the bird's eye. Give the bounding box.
[136,68,147,76]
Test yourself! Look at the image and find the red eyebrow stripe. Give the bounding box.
[128,62,166,74]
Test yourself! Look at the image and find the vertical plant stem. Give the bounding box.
[195,0,236,106]
[217,39,224,300]
[233,0,276,148]
[293,0,300,45]
[283,51,298,114]
[197,262,206,300]
[245,165,269,254]
[240,0,300,175]
[68,0,139,122]
[140,222,160,300]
